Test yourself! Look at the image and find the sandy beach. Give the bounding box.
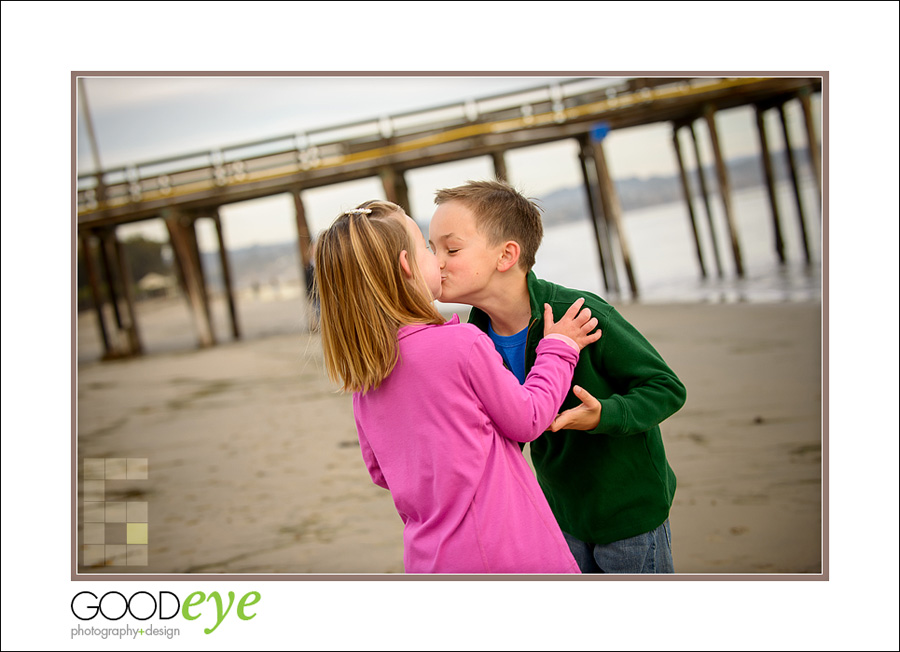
[75,291,823,576]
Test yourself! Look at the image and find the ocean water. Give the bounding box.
[531,178,823,305]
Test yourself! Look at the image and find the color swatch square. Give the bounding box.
[83,545,105,567]
[127,523,148,545]
[127,545,148,566]
[106,458,127,480]
[83,480,104,502]
[105,523,127,545]
[127,501,148,522]
[83,523,105,545]
[127,458,148,480]
[83,502,105,523]
[104,545,127,566]
[83,458,106,480]
[105,502,127,523]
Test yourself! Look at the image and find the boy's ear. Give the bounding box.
[399,250,413,279]
[497,241,521,273]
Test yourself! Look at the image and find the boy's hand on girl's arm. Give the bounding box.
[550,385,602,431]
[543,299,602,351]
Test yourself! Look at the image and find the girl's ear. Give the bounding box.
[399,249,413,279]
[497,240,521,272]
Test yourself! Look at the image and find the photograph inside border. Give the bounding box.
[75,74,824,576]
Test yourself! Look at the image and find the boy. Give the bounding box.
[428,180,686,573]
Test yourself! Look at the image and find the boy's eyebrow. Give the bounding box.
[430,232,461,243]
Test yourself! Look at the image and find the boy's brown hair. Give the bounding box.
[434,179,543,271]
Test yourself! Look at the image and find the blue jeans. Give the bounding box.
[563,520,674,574]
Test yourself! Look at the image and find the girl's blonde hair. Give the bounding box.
[315,200,444,394]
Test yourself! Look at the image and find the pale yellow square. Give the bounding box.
[127,502,148,522]
[127,545,148,566]
[83,458,106,480]
[83,522,105,544]
[105,502,127,523]
[127,523,148,545]
[127,458,148,480]
[105,545,127,566]
[105,458,127,480]
[83,480,104,502]
[83,502,105,523]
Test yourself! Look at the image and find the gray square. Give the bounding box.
[105,522,127,544]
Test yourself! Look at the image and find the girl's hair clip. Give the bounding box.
[345,208,372,216]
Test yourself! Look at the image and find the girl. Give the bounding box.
[315,200,600,573]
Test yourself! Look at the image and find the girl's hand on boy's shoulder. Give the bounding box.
[543,299,602,351]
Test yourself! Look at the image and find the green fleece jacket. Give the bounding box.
[468,272,686,545]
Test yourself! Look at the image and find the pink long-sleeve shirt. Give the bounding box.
[353,315,581,574]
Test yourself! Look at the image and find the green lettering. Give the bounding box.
[203,591,236,634]
[237,591,261,621]
[182,591,205,621]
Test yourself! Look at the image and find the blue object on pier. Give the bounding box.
[590,122,610,142]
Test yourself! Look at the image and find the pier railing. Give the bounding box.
[77,77,712,218]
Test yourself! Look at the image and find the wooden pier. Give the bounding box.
[76,75,823,359]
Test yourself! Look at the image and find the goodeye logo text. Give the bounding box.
[71,590,260,636]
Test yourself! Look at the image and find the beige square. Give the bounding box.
[105,502,127,523]
[83,502,106,523]
[105,458,127,480]
[83,545,106,567]
[105,545,127,566]
[127,545,148,566]
[83,522,105,545]
[83,480,104,502]
[127,458,148,480]
[83,458,106,480]
[127,523,148,545]
[127,502,148,522]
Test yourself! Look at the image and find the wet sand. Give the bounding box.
[75,292,823,575]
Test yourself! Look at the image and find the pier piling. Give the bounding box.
[704,105,745,278]
[778,102,812,264]
[754,105,787,264]
[578,135,618,295]
[672,126,708,278]
[164,210,215,348]
[79,233,112,355]
[590,134,638,299]
[211,207,241,340]
[688,121,725,278]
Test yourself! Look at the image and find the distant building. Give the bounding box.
[137,273,176,299]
